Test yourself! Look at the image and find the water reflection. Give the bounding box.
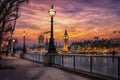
[103,57,107,64]
[93,57,97,64]
[62,55,118,78]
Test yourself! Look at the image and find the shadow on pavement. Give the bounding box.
[0,66,16,70]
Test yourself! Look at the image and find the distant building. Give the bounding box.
[38,34,44,47]
[57,44,63,52]
[70,37,120,53]
[93,36,99,41]
[45,38,49,51]
[38,34,45,51]
[63,30,69,52]
[111,38,120,44]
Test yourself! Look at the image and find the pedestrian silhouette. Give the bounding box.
[112,50,116,62]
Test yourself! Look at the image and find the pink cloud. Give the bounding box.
[13,0,120,46]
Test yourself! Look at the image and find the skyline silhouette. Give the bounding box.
[13,0,120,46]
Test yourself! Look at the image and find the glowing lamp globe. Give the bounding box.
[48,5,56,17]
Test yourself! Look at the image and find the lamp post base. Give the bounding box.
[23,46,26,54]
[48,38,57,53]
[44,38,57,66]
[43,54,53,66]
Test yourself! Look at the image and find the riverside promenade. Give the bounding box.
[0,56,90,80]
[0,55,98,80]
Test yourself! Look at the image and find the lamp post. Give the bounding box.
[12,39,15,56]
[0,44,3,59]
[48,5,57,53]
[0,44,3,51]
[6,42,9,56]
[23,31,26,54]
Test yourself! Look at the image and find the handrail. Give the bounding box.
[26,53,120,58]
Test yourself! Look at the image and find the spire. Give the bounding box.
[51,4,53,9]
[64,29,68,35]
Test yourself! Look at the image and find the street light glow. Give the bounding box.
[13,39,15,42]
[49,9,56,17]
[23,31,26,36]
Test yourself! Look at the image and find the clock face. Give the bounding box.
[64,36,68,39]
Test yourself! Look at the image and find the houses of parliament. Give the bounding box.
[37,30,69,52]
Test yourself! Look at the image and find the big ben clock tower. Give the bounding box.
[63,30,68,52]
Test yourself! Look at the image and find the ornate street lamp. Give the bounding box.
[23,31,26,53]
[48,5,57,53]
[6,42,9,56]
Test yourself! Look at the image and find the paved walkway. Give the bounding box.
[0,56,91,80]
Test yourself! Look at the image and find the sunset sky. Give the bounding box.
[13,0,120,46]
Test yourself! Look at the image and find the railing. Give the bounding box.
[24,53,44,63]
[24,53,120,80]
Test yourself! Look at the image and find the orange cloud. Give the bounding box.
[13,0,120,46]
